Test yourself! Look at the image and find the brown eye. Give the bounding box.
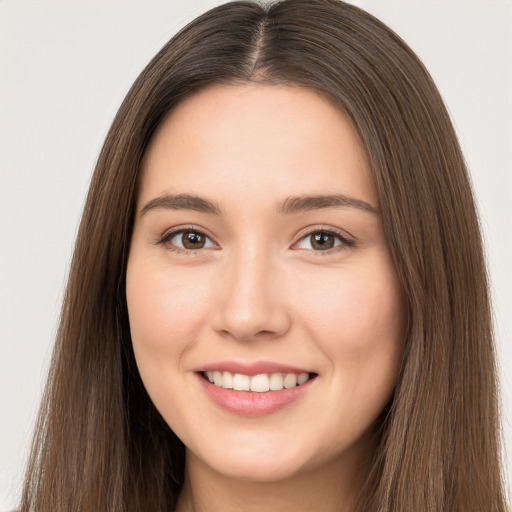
[310,232,335,250]
[295,230,350,252]
[164,229,216,252]
[182,231,206,249]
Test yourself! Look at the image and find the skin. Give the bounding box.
[126,83,406,512]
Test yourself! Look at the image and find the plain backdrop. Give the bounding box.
[1,1,511,510]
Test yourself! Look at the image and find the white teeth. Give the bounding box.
[250,374,270,392]
[222,371,233,389]
[233,373,251,391]
[269,373,284,390]
[297,372,309,385]
[283,373,298,389]
[213,371,223,386]
[205,371,311,392]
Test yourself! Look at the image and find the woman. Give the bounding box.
[18,1,508,511]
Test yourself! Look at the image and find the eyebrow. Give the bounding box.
[140,193,378,217]
[141,193,223,216]
[278,194,379,215]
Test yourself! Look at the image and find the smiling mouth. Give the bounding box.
[202,371,317,393]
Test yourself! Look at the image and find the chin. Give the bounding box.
[200,452,309,483]
[182,426,314,483]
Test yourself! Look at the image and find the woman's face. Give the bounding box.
[126,84,405,483]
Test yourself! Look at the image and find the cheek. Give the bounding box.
[300,265,402,336]
[126,260,210,369]
[125,259,215,431]
[294,262,404,441]
[293,258,405,384]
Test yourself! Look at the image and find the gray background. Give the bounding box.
[1,1,511,509]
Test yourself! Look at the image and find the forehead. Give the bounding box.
[139,83,377,209]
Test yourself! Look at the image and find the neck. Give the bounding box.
[175,432,376,512]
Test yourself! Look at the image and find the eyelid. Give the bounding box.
[156,225,219,255]
[292,225,356,252]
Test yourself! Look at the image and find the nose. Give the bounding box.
[211,247,291,342]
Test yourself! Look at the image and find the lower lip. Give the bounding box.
[198,374,315,417]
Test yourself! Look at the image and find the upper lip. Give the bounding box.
[196,360,314,376]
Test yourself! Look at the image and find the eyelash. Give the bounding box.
[156,226,355,256]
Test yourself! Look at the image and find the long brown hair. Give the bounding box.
[19,1,508,511]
